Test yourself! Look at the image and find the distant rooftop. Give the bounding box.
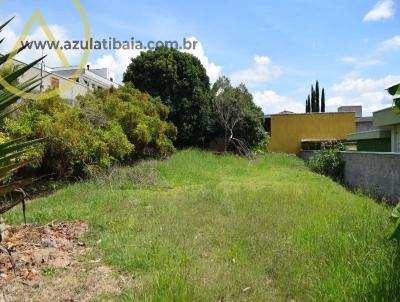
[338,105,363,118]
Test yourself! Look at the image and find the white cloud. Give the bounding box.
[331,73,400,94]
[0,22,83,68]
[253,90,304,114]
[92,36,222,84]
[338,56,383,67]
[327,92,391,116]
[339,57,358,63]
[328,73,400,115]
[230,55,281,86]
[182,37,222,83]
[90,48,142,83]
[0,18,221,84]
[379,35,400,51]
[358,59,383,67]
[363,0,395,22]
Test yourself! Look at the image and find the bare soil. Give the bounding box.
[0,222,136,301]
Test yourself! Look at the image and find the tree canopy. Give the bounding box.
[211,76,267,153]
[306,81,326,113]
[123,47,212,147]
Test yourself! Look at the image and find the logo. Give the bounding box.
[0,0,91,100]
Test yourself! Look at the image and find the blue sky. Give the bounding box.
[1,0,400,115]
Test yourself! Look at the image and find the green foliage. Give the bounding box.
[308,141,345,181]
[4,85,176,179]
[387,83,400,99]
[305,95,311,113]
[0,64,19,86]
[211,76,267,152]
[390,203,400,240]
[315,81,320,112]
[0,17,45,215]
[307,81,326,113]
[78,84,177,158]
[311,85,316,112]
[252,134,270,155]
[393,98,400,113]
[123,47,211,147]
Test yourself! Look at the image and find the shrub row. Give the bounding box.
[2,84,177,178]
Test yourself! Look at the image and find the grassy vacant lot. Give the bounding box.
[6,150,400,301]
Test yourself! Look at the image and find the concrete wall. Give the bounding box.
[356,118,375,132]
[339,152,400,204]
[269,112,356,154]
[392,124,400,152]
[299,150,316,162]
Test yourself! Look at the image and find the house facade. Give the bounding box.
[347,107,400,153]
[267,112,356,154]
[11,59,118,104]
[373,107,400,153]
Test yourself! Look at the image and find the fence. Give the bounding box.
[299,150,400,204]
[339,152,400,204]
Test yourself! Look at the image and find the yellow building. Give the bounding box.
[267,112,356,154]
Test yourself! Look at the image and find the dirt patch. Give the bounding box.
[0,222,137,301]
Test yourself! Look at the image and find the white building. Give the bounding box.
[11,58,119,104]
[51,65,118,90]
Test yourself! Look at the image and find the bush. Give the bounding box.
[253,134,270,155]
[307,142,345,181]
[3,85,177,178]
[78,84,177,158]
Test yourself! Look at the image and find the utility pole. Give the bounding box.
[40,49,44,92]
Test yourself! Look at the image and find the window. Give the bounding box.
[51,77,60,89]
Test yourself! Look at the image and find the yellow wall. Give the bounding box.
[269,112,356,154]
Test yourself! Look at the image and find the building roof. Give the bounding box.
[356,116,373,123]
[11,57,88,90]
[301,139,338,142]
[373,107,400,127]
[51,66,119,88]
[347,129,391,141]
[278,110,294,114]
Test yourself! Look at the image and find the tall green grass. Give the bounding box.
[5,150,399,301]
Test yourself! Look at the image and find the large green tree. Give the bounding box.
[123,47,211,147]
[211,76,267,153]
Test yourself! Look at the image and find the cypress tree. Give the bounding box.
[315,81,320,112]
[321,88,326,112]
[311,85,316,112]
[306,95,311,112]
